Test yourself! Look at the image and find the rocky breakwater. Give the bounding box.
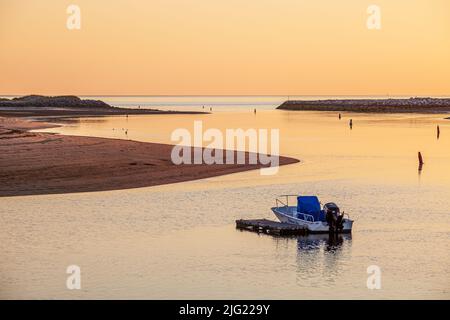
[277,97,450,113]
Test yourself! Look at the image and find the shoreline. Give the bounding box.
[0,116,299,197]
[0,106,206,118]
[0,95,207,117]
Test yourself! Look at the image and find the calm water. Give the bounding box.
[1,96,450,299]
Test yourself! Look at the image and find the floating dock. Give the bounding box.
[235,219,308,236]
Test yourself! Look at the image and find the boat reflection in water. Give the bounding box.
[297,233,352,252]
[294,233,353,286]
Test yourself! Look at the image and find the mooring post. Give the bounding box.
[339,113,341,120]
[437,125,440,139]
[418,152,424,171]
[349,119,353,129]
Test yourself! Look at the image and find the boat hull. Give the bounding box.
[271,207,353,234]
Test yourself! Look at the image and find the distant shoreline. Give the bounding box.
[0,95,206,117]
[277,98,450,114]
[0,117,299,197]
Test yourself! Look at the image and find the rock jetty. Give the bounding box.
[277,97,450,113]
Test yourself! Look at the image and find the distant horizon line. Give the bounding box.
[2,94,450,98]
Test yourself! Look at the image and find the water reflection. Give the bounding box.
[297,233,351,252]
[25,107,450,298]
[295,234,352,286]
[44,117,109,125]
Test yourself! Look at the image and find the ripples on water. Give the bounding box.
[1,96,450,299]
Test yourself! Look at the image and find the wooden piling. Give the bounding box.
[418,151,424,171]
[418,152,424,165]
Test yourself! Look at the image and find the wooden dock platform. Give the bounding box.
[235,219,308,236]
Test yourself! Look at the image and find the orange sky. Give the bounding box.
[1,0,449,96]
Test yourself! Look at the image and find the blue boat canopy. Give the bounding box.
[297,196,321,218]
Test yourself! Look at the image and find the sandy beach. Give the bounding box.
[0,117,298,197]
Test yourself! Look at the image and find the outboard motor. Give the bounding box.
[324,202,344,232]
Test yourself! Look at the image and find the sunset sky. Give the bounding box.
[1,0,449,96]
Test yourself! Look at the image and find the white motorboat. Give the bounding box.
[271,195,353,234]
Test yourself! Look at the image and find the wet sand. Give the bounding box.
[0,117,298,197]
